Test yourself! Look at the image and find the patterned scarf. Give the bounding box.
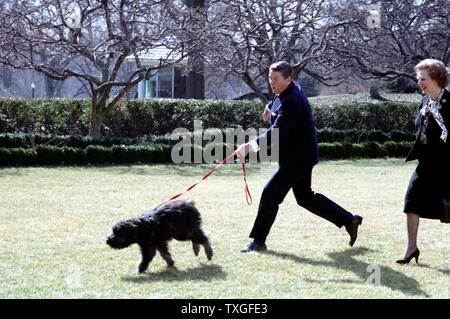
[419,89,447,144]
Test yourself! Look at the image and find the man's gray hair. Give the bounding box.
[269,61,293,79]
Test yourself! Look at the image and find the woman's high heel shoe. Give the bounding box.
[396,248,420,264]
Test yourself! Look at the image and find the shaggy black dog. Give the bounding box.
[106,199,213,273]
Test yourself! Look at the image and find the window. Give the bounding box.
[139,67,186,99]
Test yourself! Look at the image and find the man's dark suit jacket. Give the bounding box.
[406,88,450,163]
[256,81,319,167]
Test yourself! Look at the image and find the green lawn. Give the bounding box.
[0,159,449,298]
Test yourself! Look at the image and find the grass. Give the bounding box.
[0,159,449,299]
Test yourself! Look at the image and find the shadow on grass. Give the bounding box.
[111,163,264,177]
[0,162,266,178]
[321,158,405,167]
[415,263,450,275]
[264,247,430,297]
[0,167,27,177]
[45,163,263,177]
[121,263,226,283]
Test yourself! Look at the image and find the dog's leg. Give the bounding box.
[202,241,213,261]
[192,242,200,256]
[138,245,156,274]
[157,242,175,267]
[192,230,213,261]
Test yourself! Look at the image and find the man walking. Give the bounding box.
[237,61,363,252]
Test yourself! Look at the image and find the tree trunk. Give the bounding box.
[369,84,386,101]
[185,0,205,100]
[243,72,269,104]
[186,70,204,99]
[1,68,12,88]
[89,100,106,137]
[44,76,57,97]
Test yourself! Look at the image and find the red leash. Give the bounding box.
[167,151,253,205]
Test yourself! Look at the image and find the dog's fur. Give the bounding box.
[106,199,213,273]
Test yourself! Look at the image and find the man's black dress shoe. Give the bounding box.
[240,241,267,253]
[345,215,363,247]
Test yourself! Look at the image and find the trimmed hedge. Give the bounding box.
[0,97,419,137]
[0,129,415,150]
[312,99,419,132]
[0,98,263,137]
[318,141,413,159]
[0,98,90,135]
[0,133,174,149]
[316,128,415,143]
[0,148,37,166]
[0,144,172,166]
[0,141,414,166]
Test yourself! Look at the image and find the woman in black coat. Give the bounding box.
[398,59,450,264]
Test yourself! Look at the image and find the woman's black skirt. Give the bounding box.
[404,158,450,220]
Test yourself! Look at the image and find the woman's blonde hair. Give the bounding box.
[415,59,449,88]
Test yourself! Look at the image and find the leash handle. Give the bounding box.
[167,151,252,205]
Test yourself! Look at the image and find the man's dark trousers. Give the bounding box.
[249,165,354,243]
